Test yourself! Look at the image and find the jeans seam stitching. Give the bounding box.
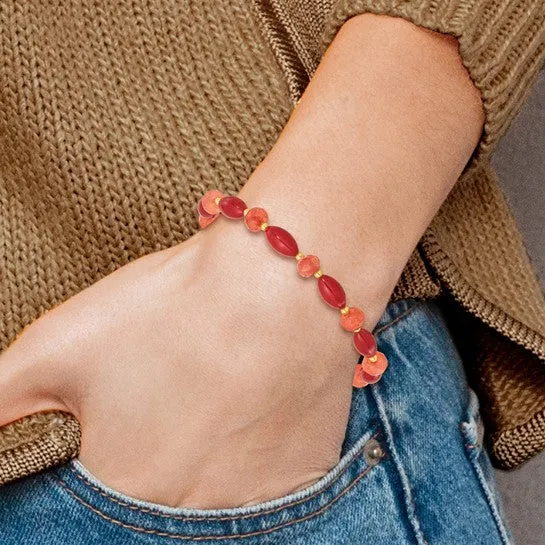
[374,302,422,336]
[53,463,379,540]
[467,457,514,545]
[461,411,514,545]
[56,432,380,522]
[370,383,429,545]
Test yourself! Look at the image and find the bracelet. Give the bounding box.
[197,190,388,388]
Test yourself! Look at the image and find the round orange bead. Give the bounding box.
[201,190,224,215]
[362,351,388,376]
[198,214,219,229]
[340,306,365,331]
[297,255,320,278]
[198,200,214,218]
[353,365,368,388]
[244,207,269,232]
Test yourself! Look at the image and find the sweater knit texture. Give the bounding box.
[0,0,544,485]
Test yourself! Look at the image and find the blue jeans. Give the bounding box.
[0,300,514,544]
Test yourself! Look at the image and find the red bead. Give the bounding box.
[353,329,377,357]
[265,226,299,256]
[219,196,247,219]
[318,275,346,308]
[198,200,214,219]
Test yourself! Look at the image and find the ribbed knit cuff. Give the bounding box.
[320,0,545,173]
[0,412,80,485]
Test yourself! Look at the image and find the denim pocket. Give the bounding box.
[461,389,514,545]
[51,426,386,541]
[44,301,426,542]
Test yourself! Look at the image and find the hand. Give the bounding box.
[0,218,377,508]
[0,11,484,509]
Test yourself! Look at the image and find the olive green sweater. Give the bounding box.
[1,0,545,485]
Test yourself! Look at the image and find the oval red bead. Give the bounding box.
[219,196,247,219]
[353,329,377,357]
[317,275,346,308]
[265,226,299,256]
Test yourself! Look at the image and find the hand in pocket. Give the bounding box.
[0,223,380,509]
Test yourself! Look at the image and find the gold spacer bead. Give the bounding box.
[314,269,323,278]
[340,306,350,315]
[214,196,222,206]
[295,252,305,261]
[354,328,361,333]
[369,355,378,362]
[260,222,269,231]
[243,208,249,216]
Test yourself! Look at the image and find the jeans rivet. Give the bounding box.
[364,438,384,466]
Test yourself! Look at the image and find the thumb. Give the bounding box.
[0,319,73,428]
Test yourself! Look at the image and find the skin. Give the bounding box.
[0,14,484,508]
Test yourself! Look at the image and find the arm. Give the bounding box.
[320,0,545,171]
[239,13,484,328]
[0,14,483,507]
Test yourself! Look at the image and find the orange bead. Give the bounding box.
[340,306,365,331]
[198,200,214,218]
[297,255,320,278]
[362,351,388,376]
[353,365,368,388]
[244,207,268,232]
[201,190,224,215]
[198,214,218,229]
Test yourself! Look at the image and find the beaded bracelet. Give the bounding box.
[197,189,388,388]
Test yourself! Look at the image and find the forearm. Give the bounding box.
[119,13,486,505]
[231,13,484,327]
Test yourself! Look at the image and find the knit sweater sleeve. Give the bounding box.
[319,0,545,171]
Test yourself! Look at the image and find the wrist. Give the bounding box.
[235,168,406,326]
[187,190,395,334]
[181,10,486,341]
